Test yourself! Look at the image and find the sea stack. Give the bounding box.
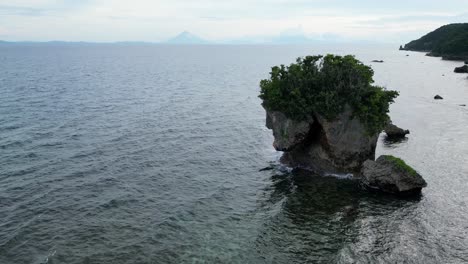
[260,54,427,195]
[260,55,398,173]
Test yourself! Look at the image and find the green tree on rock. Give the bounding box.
[259,54,399,134]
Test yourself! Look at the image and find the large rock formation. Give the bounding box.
[260,54,426,196]
[266,105,378,173]
[361,155,427,194]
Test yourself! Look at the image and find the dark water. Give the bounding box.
[1,44,468,264]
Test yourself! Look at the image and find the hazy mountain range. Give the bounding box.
[0,31,380,45]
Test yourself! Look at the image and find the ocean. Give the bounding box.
[1,44,468,263]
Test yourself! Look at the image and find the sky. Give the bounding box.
[0,0,467,43]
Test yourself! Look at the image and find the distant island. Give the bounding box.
[400,23,468,61]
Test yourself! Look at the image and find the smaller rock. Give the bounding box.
[406,54,409,57]
[361,155,427,195]
[442,55,465,60]
[372,60,384,63]
[459,104,466,107]
[342,205,358,217]
[434,95,443,100]
[465,61,468,65]
[384,123,409,138]
[454,65,468,73]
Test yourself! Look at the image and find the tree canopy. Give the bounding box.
[259,54,399,134]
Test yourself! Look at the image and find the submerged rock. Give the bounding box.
[434,95,443,100]
[266,105,378,173]
[384,123,409,138]
[361,155,427,195]
[259,166,274,172]
[454,65,468,73]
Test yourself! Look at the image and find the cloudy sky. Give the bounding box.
[0,0,467,43]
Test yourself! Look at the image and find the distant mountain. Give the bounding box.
[0,41,102,46]
[0,40,156,46]
[166,31,209,44]
[401,23,468,60]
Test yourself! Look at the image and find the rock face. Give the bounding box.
[384,123,410,138]
[454,65,468,73]
[361,155,427,194]
[265,111,313,151]
[265,105,378,173]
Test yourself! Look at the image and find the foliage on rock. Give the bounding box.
[383,155,418,177]
[259,54,399,134]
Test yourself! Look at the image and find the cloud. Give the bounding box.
[0,5,47,16]
[0,1,92,17]
[0,0,467,42]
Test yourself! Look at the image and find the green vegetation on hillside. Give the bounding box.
[403,23,468,60]
[259,55,399,134]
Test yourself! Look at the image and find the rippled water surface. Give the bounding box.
[1,44,468,264]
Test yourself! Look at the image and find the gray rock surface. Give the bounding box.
[384,123,410,138]
[265,111,313,151]
[265,105,378,173]
[361,155,427,194]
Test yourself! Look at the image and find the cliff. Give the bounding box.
[402,23,468,61]
[266,106,378,173]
